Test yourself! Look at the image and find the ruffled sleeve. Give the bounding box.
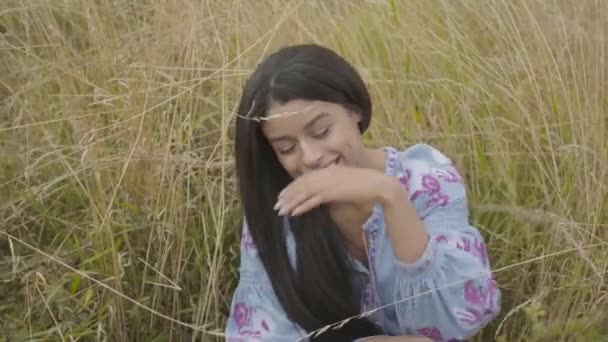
[225,220,307,341]
[390,144,501,341]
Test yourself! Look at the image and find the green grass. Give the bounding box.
[1,0,607,341]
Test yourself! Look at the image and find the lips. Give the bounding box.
[319,157,340,169]
[299,157,342,176]
[330,156,340,167]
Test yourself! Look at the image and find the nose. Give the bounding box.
[300,141,323,171]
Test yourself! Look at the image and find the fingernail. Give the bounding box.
[278,208,287,216]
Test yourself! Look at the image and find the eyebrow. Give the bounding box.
[267,112,330,143]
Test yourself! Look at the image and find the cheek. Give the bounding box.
[328,134,354,156]
[276,154,298,176]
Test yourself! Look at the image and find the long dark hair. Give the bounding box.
[234,44,381,341]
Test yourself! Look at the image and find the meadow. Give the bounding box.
[1,0,607,341]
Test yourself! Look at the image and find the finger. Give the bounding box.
[278,177,307,202]
[275,185,298,210]
[278,192,311,216]
[279,171,316,199]
[277,176,319,210]
[290,194,324,216]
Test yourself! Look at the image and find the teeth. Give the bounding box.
[326,158,339,168]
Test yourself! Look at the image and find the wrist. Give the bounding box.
[375,174,406,206]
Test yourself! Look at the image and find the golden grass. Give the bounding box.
[1,0,607,341]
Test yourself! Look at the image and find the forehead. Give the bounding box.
[262,99,339,134]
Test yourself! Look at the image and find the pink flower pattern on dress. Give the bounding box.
[416,327,444,341]
[455,307,484,326]
[231,302,275,340]
[464,279,487,307]
[486,277,499,313]
[409,174,451,212]
[435,234,448,243]
[425,193,449,209]
[456,277,500,327]
[421,174,442,193]
[233,303,252,329]
[456,238,471,252]
[399,168,412,190]
[399,163,461,213]
[473,238,488,266]
[416,327,461,342]
[455,237,488,266]
[432,167,463,183]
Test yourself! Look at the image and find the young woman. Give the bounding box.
[225,44,500,342]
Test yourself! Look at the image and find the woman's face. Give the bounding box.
[261,99,365,179]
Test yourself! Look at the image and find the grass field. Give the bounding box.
[1,0,607,341]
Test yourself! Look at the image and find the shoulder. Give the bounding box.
[391,143,461,179]
[388,143,468,218]
[237,216,297,281]
[396,143,455,166]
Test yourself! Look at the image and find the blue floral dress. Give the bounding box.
[225,144,501,341]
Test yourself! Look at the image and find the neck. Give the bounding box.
[328,146,386,260]
[329,200,375,260]
[357,146,387,172]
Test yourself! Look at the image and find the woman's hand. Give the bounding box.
[274,166,401,217]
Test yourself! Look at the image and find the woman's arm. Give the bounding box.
[375,144,501,341]
[376,175,429,263]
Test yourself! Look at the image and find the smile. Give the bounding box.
[330,157,340,167]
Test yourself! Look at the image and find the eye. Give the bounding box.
[312,127,330,138]
[277,144,296,155]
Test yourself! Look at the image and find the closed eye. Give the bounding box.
[277,144,296,154]
[312,127,330,138]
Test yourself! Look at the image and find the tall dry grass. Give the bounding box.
[1,0,607,341]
